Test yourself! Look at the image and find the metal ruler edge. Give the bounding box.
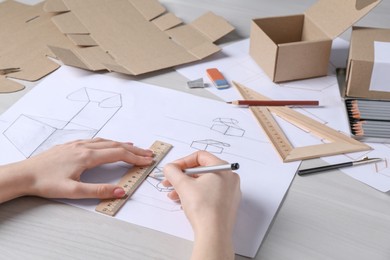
[95,140,173,216]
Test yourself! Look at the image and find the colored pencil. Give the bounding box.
[346,99,390,139]
[347,101,390,121]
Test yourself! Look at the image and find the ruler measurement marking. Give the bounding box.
[232,81,370,162]
[235,82,293,159]
[251,106,292,158]
[95,140,172,216]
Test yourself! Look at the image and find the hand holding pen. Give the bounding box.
[150,162,239,178]
[159,151,241,259]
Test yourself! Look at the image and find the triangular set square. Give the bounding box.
[232,81,371,162]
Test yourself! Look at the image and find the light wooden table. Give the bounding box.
[1,1,390,259]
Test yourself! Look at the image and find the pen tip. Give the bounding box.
[226,101,232,104]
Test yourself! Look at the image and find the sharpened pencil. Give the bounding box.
[346,99,390,140]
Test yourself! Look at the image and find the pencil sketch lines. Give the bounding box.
[191,139,230,154]
[293,108,328,126]
[146,177,174,193]
[3,115,96,157]
[277,76,337,92]
[165,116,208,128]
[156,135,265,165]
[165,116,247,138]
[145,167,173,192]
[133,193,182,212]
[211,118,245,137]
[3,88,122,157]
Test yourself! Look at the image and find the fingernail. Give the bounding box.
[146,157,154,164]
[114,187,125,198]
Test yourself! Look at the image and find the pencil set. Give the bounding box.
[346,99,390,142]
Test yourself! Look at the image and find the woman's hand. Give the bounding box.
[162,151,241,260]
[0,138,154,203]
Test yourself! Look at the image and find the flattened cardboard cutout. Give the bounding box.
[0,1,74,93]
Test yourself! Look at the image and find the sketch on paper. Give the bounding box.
[135,169,181,212]
[3,87,122,157]
[2,86,181,210]
[278,76,337,92]
[146,178,174,193]
[191,139,230,154]
[211,118,245,137]
[146,167,174,192]
[175,39,390,191]
[0,66,304,258]
[166,116,246,137]
[160,114,268,163]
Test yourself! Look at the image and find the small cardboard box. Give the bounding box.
[249,0,381,83]
[345,26,390,99]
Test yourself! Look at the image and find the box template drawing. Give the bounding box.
[3,88,122,157]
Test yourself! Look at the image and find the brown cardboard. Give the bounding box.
[0,0,75,93]
[44,0,234,76]
[249,0,381,83]
[346,26,390,100]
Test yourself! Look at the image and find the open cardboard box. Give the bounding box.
[249,0,382,83]
[345,26,390,99]
[44,0,234,76]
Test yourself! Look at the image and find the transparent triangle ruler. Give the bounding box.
[233,81,371,162]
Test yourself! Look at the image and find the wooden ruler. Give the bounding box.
[95,140,173,216]
[232,81,371,162]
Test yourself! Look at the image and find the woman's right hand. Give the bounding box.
[162,151,241,260]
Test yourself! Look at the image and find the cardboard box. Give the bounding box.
[249,0,381,83]
[345,26,390,99]
[44,0,234,76]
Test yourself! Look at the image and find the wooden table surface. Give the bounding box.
[1,0,390,259]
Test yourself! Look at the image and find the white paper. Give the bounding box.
[176,38,351,135]
[176,38,390,192]
[369,41,390,92]
[0,66,300,258]
[322,143,390,192]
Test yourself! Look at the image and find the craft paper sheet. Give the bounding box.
[0,66,299,258]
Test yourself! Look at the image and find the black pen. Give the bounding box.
[298,157,382,176]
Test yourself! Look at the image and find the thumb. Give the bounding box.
[70,182,125,199]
